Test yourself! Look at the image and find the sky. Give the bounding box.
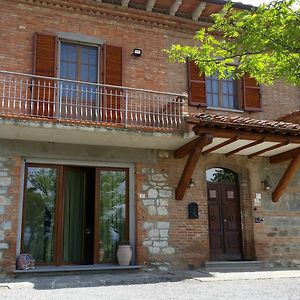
[233,0,271,5]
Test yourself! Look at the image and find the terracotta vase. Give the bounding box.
[117,245,132,266]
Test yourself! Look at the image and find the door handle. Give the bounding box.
[224,219,227,222]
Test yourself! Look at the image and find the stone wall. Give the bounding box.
[253,162,300,267]
[0,156,21,275]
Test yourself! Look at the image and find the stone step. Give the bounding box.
[205,261,263,272]
[14,264,142,278]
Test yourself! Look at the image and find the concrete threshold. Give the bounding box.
[194,270,300,282]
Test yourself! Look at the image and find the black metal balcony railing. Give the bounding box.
[0,70,187,131]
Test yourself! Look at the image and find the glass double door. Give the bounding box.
[22,164,128,266]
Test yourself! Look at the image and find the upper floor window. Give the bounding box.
[187,61,261,112]
[205,74,237,109]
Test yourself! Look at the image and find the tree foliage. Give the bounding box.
[166,0,300,85]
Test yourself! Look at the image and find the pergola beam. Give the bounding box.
[225,139,264,157]
[270,147,300,164]
[176,134,213,200]
[174,137,203,159]
[272,153,300,202]
[121,0,130,7]
[169,0,183,16]
[146,0,157,11]
[192,2,207,20]
[248,141,290,159]
[202,136,238,155]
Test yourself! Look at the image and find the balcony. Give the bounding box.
[0,70,187,132]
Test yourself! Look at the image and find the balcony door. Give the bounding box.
[21,164,129,266]
[59,42,99,121]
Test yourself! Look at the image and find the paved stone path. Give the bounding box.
[0,269,300,300]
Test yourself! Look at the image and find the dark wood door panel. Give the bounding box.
[207,182,243,261]
[208,204,222,231]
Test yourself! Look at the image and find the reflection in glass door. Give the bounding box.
[22,166,58,264]
[95,168,129,263]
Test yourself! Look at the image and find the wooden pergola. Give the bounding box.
[175,113,300,202]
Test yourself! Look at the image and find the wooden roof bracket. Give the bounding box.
[271,151,300,202]
[175,133,213,200]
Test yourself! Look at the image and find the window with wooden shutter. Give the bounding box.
[243,74,261,111]
[103,44,123,123]
[187,61,207,107]
[33,33,57,117]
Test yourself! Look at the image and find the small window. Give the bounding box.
[205,74,238,109]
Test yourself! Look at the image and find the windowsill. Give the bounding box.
[206,106,245,113]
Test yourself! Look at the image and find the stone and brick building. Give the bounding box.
[0,0,299,275]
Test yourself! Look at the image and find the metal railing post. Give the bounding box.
[124,89,129,128]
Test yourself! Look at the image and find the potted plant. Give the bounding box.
[117,240,132,266]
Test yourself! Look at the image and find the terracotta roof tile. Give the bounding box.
[277,111,300,125]
[186,113,300,136]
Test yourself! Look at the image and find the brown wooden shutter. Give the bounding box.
[33,33,57,117]
[243,74,261,111]
[187,61,207,107]
[33,33,57,77]
[103,44,122,86]
[102,44,123,123]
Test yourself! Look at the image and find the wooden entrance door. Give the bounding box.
[207,182,243,260]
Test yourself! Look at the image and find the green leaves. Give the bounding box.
[165,0,300,85]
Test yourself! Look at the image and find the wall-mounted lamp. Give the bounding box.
[261,179,271,191]
[132,48,143,58]
[189,178,195,188]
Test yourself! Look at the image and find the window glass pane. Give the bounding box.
[223,94,229,108]
[60,62,68,79]
[81,64,89,82]
[206,79,211,93]
[81,47,89,65]
[206,93,212,106]
[228,96,234,108]
[89,66,97,83]
[61,44,68,61]
[212,80,218,93]
[89,48,98,65]
[23,166,57,263]
[67,45,77,62]
[228,82,233,94]
[222,81,228,95]
[213,94,219,107]
[68,63,77,80]
[98,170,127,262]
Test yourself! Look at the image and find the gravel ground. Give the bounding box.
[0,276,300,300]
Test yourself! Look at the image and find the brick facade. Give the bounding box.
[0,0,299,119]
[0,0,299,275]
